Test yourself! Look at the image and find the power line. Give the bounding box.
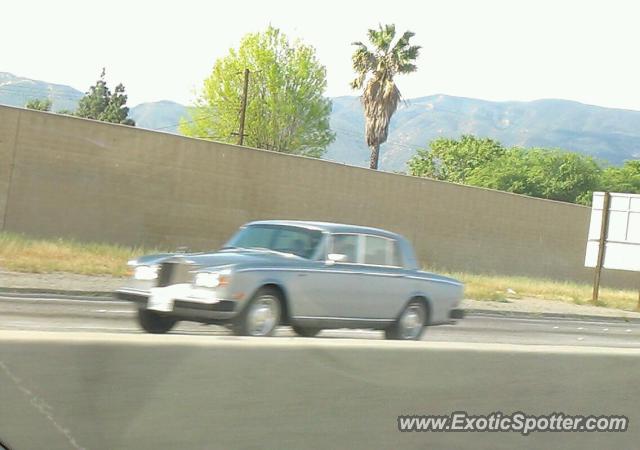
[1,84,427,152]
[154,112,216,131]
[154,69,253,136]
[331,125,425,151]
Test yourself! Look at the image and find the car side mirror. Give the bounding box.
[326,253,347,265]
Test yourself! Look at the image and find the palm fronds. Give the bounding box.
[350,24,420,169]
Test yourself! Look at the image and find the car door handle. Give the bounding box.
[297,273,308,277]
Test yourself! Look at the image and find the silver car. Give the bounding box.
[116,220,464,340]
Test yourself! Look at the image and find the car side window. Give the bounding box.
[364,236,388,265]
[331,234,359,263]
[389,240,402,267]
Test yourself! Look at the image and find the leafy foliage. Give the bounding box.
[407,135,506,183]
[600,160,640,194]
[25,98,52,111]
[408,135,608,204]
[75,69,135,125]
[467,148,602,204]
[182,26,334,158]
[351,24,420,169]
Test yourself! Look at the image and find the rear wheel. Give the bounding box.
[292,325,321,338]
[385,300,427,340]
[233,287,282,336]
[137,308,177,334]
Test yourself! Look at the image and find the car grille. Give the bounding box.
[157,261,193,287]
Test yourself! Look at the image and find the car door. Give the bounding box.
[290,233,407,322]
[288,233,362,320]
[355,235,408,319]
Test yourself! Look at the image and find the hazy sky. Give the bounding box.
[4,0,640,109]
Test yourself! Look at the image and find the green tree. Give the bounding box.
[75,68,135,125]
[182,26,334,157]
[25,98,52,111]
[466,148,602,204]
[351,24,420,169]
[407,135,506,183]
[599,160,640,194]
[408,135,603,204]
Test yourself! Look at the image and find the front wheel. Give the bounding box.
[137,308,177,334]
[292,325,321,338]
[233,288,282,336]
[385,300,427,340]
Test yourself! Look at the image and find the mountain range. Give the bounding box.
[1,71,639,170]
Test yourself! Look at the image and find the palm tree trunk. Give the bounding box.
[369,144,380,170]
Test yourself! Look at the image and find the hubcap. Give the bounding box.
[246,295,280,336]
[399,304,425,339]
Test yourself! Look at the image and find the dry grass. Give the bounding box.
[0,232,160,277]
[0,232,637,312]
[437,269,640,312]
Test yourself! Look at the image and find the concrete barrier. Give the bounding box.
[0,105,636,288]
[0,331,638,449]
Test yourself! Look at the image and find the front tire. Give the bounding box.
[292,325,321,338]
[385,300,427,340]
[137,308,177,334]
[233,287,282,336]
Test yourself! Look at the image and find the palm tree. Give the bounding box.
[351,24,420,170]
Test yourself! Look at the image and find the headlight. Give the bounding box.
[133,265,159,280]
[194,271,230,288]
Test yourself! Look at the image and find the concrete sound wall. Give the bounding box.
[0,105,634,287]
[0,106,19,231]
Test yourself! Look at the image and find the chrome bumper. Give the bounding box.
[115,288,238,321]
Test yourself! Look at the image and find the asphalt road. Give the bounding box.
[2,295,640,449]
[1,294,640,347]
[1,330,639,450]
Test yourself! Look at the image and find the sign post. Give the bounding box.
[591,192,610,303]
[637,275,640,311]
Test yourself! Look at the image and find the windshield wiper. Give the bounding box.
[220,246,303,258]
[250,247,300,257]
[220,246,247,251]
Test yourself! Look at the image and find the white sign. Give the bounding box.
[585,192,640,272]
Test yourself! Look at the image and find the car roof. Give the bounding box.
[246,220,403,240]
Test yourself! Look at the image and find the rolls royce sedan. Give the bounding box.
[115,220,464,340]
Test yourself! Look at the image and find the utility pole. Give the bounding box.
[237,68,250,146]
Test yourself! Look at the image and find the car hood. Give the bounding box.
[132,249,301,270]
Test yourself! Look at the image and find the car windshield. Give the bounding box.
[223,225,323,259]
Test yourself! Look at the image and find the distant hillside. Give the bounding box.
[2,72,639,170]
[328,95,640,170]
[0,72,83,112]
[129,101,188,133]
[0,72,190,133]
